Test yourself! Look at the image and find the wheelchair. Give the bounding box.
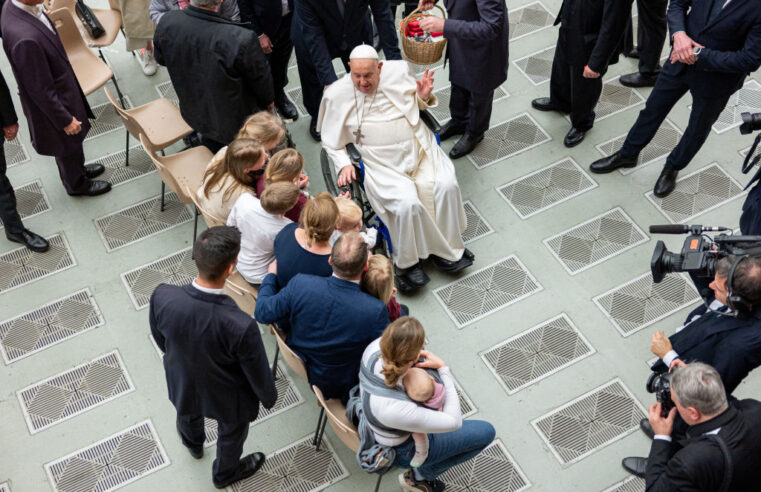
[320,110,442,293]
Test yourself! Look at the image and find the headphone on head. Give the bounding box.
[726,255,754,314]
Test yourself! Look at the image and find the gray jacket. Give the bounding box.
[149,0,240,25]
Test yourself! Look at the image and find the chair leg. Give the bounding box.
[193,207,199,239]
[110,75,127,109]
[160,182,166,212]
[271,344,280,379]
[374,471,386,492]
[313,407,325,449]
[314,412,328,452]
[124,129,130,167]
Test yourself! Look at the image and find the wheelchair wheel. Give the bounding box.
[320,148,339,196]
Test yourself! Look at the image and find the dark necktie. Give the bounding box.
[708,0,726,24]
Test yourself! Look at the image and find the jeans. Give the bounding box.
[392,420,495,481]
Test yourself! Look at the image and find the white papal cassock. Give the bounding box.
[317,61,466,269]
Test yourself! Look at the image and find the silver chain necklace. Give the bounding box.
[352,88,377,145]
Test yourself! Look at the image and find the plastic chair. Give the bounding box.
[48,0,121,59]
[223,270,258,315]
[269,324,307,381]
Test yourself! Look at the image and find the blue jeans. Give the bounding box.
[392,420,495,481]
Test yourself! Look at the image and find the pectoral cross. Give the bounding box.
[353,128,364,144]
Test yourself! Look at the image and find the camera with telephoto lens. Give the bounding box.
[646,372,674,416]
[740,112,761,135]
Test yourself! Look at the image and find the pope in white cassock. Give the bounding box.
[317,45,473,289]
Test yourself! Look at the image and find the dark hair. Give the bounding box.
[331,231,368,278]
[193,226,241,281]
[725,255,761,305]
[202,138,263,201]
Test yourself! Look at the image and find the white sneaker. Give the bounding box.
[139,49,158,76]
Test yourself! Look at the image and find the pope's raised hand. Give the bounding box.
[416,69,435,102]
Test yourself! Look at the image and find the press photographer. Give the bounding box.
[738,111,761,235]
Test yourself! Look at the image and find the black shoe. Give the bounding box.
[438,120,466,141]
[276,95,299,121]
[5,229,49,252]
[619,72,659,88]
[68,180,112,197]
[176,422,203,459]
[589,151,638,174]
[624,48,640,59]
[449,133,484,159]
[640,418,655,439]
[397,263,430,289]
[84,163,105,179]
[563,127,587,148]
[431,253,473,274]
[213,452,266,489]
[463,248,475,261]
[531,97,567,113]
[622,457,647,478]
[398,469,445,492]
[309,119,321,142]
[654,167,678,198]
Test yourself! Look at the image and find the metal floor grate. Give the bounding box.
[439,439,530,492]
[18,351,134,434]
[512,46,555,85]
[0,289,103,364]
[566,79,645,123]
[121,248,197,310]
[94,193,193,251]
[45,420,169,492]
[593,272,700,337]
[532,379,646,465]
[498,157,597,219]
[481,314,595,395]
[230,435,349,492]
[645,163,745,224]
[509,1,555,40]
[707,79,761,134]
[155,81,179,107]
[433,256,542,327]
[286,86,308,118]
[0,234,76,295]
[85,96,133,141]
[462,200,494,244]
[602,476,646,492]
[86,144,157,187]
[0,180,50,230]
[5,137,30,168]
[453,375,477,418]
[426,85,509,124]
[466,113,552,169]
[595,119,683,175]
[543,208,648,275]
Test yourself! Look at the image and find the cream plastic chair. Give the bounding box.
[223,270,258,315]
[270,324,307,380]
[48,0,121,59]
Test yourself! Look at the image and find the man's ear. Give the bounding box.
[377,61,383,73]
[328,256,333,266]
[225,262,235,278]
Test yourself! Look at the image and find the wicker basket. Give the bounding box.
[399,6,447,65]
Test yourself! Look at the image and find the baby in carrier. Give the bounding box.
[403,367,446,468]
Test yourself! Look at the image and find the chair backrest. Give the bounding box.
[104,87,144,139]
[224,271,257,315]
[185,185,226,228]
[47,8,90,55]
[48,0,75,15]
[312,385,360,453]
[139,132,181,196]
[270,325,308,381]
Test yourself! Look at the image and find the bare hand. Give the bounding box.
[650,330,673,359]
[3,123,18,141]
[337,165,355,187]
[415,349,446,370]
[583,66,600,78]
[267,101,275,111]
[416,69,435,101]
[418,0,435,10]
[267,259,277,275]
[64,117,82,135]
[419,16,445,33]
[338,189,352,199]
[671,32,704,65]
[258,34,273,54]
[648,403,677,436]
[297,173,309,189]
[670,358,686,370]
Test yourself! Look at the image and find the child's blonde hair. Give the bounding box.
[260,182,300,215]
[360,255,394,303]
[334,197,362,231]
[265,149,303,184]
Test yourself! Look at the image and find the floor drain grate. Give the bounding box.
[509,1,555,40]
[85,97,133,141]
[0,234,76,294]
[285,86,308,118]
[593,272,700,337]
[121,248,197,310]
[481,314,595,394]
[513,46,555,85]
[462,200,494,244]
[453,375,477,418]
[705,79,761,134]
[532,379,646,465]
[601,476,646,492]
[466,112,551,169]
[426,85,509,124]
[439,439,530,492]
[155,81,179,107]
[566,79,645,123]
[0,180,50,230]
[5,137,30,169]
[86,144,156,187]
[434,256,542,327]
[595,119,683,175]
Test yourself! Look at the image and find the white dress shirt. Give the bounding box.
[11,0,55,32]
[191,279,225,295]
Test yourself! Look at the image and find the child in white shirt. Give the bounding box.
[329,196,377,247]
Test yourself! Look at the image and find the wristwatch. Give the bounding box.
[693,46,703,58]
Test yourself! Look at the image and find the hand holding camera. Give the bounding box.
[648,402,677,436]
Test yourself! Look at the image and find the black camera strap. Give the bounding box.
[742,133,761,190]
[701,433,733,492]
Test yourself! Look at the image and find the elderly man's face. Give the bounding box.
[349,59,382,94]
[709,273,729,306]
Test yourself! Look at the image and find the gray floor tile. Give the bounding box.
[512,45,554,85]
[85,96,133,141]
[0,234,76,294]
[531,379,646,465]
[439,439,530,492]
[0,180,50,230]
[466,113,552,169]
[17,351,134,434]
[86,144,157,187]
[462,200,494,244]
[426,85,509,124]
[544,208,648,275]
[481,314,595,394]
[602,476,646,492]
[155,80,179,107]
[595,119,683,175]
[708,79,761,134]
[121,248,197,310]
[45,420,169,492]
[453,375,477,418]
[645,163,745,224]
[5,138,30,169]
[509,1,555,40]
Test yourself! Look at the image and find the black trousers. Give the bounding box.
[549,41,602,131]
[54,146,90,195]
[625,0,668,75]
[201,135,226,154]
[293,43,350,119]
[0,141,24,235]
[177,414,250,483]
[269,13,294,103]
[449,84,493,136]
[620,69,732,171]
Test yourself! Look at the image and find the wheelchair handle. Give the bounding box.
[346,143,362,164]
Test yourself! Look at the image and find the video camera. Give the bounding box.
[740,112,761,135]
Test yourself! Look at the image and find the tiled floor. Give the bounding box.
[2,1,761,491]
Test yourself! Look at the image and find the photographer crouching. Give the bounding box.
[633,362,761,490]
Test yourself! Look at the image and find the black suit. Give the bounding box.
[549,0,633,131]
[646,399,761,491]
[623,0,668,75]
[442,0,509,136]
[153,6,274,150]
[150,284,277,483]
[290,0,401,119]
[620,0,761,172]
[0,70,23,236]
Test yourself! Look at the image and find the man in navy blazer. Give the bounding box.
[255,231,390,403]
[590,0,761,198]
[150,226,277,489]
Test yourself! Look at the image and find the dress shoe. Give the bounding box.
[531,97,567,113]
[438,120,466,141]
[449,133,483,159]
[619,72,659,88]
[84,163,105,179]
[276,95,299,121]
[431,253,473,274]
[176,422,203,459]
[640,418,655,439]
[622,457,647,478]
[5,229,49,252]
[68,180,112,197]
[624,48,640,59]
[653,167,678,198]
[563,127,587,148]
[463,248,474,262]
[213,452,266,489]
[309,119,321,142]
[397,263,430,289]
[589,151,638,174]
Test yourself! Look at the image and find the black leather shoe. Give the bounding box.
[431,253,473,274]
[624,48,640,59]
[68,180,112,197]
[531,97,567,113]
[620,72,659,88]
[84,163,105,179]
[463,248,474,261]
[276,95,299,121]
[176,422,203,459]
[622,457,647,478]
[654,167,678,198]
[449,133,484,159]
[309,119,321,142]
[640,418,655,439]
[589,151,638,174]
[213,452,266,489]
[5,229,49,252]
[563,127,587,148]
[438,120,466,141]
[397,263,430,289]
